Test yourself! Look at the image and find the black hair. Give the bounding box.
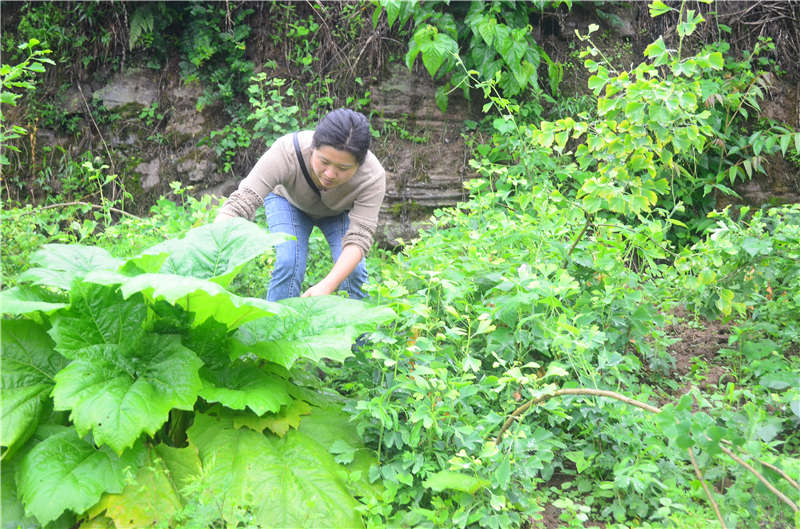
[312,108,371,165]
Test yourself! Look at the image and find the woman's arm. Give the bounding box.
[301,244,363,297]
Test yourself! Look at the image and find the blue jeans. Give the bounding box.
[264,193,368,301]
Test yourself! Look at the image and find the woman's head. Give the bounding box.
[310,109,371,189]
[312,108,371,164]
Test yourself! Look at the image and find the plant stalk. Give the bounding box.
[496,387,800,516]
[688,447,728,529]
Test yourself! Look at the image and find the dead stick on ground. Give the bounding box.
[689,447,728,529]
[717,444,799,513]
[6,201,140,220]
[496,387,800,516]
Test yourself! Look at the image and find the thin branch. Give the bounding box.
[689,447,728,529]
[719,439,800,491]
[717,444,799,513]
[757,459,800,492]
[77,83,115,174]
[496,387,800,515]
[562,214,593,268]
[5,201,140,220]
[495,388,661,443]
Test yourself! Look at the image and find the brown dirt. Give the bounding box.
[663,308,732,395]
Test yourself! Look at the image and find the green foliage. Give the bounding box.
[178,3,255,113]
[7,2,116,71]
[526,11,799,242]
[1,219,395,528]
[247,71,300,146]
[376,0,559,111]
[128,2,177,67]
[0,39,54,166]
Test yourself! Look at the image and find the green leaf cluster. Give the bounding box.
[375,0,554,112]
[2,218,395,527]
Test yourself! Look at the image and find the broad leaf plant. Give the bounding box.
[1,218,395,528]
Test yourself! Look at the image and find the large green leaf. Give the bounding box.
[232,296,395,368]
[187,411,368,529]
[1,320,68,458]
[17,244,123,291]
[113,273,287,329]
[2,452,39,529]
[52,334,202,453]
[145,217,290,286]
[296,405,379,500]
[48,283,147,357]
[18,427,142,525]
[0,286,68,315]
[199,360,292,415]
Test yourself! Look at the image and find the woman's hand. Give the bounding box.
[214,212,236,223]
[301,280,336,298]
[301,244,363,298]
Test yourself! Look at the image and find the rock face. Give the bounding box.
[736,79,800,206]
[80,63,476,244]
[93,70,158,110]
[368,63,475,246]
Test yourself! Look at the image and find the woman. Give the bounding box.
[216,108,386,301]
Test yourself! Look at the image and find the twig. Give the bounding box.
[717,444,799,513]
[562,214,593,268]
[5,201,140,220]
[495,388,661,442]
[719,439,800,491]
[689,447,728,529]
[77,83,116,175]
[496,387,800,516]
[757,459,800,492]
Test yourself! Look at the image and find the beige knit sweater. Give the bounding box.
[219,130,386,256]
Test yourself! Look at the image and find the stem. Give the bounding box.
[6,201,140,219]
[562,214,593,268]
[496,387,800,515]
[689,447,728,529]
[717,444,799,513]
[77,83,115,174]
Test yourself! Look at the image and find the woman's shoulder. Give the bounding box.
[360,150,386,180]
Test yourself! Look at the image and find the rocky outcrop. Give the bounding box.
[368,63,475,246]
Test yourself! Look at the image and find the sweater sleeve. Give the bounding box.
[218,134,295,218]
[343,163,386,256]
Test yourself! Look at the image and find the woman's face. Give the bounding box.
[310,146,359,190]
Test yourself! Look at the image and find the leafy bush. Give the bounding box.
[374,0,565,111]
[178,3,255,114]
